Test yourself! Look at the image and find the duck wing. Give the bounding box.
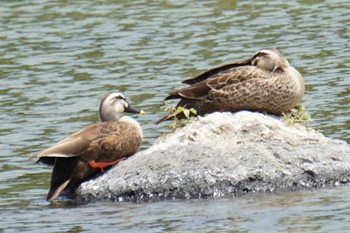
[45,121,142,201]
[207,67,282,113]
[182,59,251,85]
[156,66,267,124]
[31,123,103,161]
[32,122,132,166]
[166,66,264,101]
[205,66,272,90]
[165,81,210,101]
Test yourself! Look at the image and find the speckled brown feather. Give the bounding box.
[156,48,304,124]
[32,93,143,201]
[39,121,142,201]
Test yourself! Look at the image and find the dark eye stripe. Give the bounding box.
[252,53,259,60]
[115,95,126,101]
[258,52,268,56]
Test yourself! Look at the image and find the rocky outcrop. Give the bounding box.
[76,111,350,202]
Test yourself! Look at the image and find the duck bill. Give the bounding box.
[248,56,256,65]
[126,105,144,115]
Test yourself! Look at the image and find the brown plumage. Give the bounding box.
[156,48,305,124]
[31,93,143,201]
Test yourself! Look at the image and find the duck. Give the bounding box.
[31,93,144,201]
[156,48,305,124]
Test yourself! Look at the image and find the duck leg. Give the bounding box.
[88,157,125,172]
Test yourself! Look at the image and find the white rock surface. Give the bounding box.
[76,111,350,202]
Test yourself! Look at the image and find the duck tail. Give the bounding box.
[46,179,70,202]
[154,112,176,125]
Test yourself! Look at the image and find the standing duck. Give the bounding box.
[156,48,304,124]
[31,93,144,201]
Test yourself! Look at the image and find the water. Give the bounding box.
[2,187,350,232]
[0,0,349,232]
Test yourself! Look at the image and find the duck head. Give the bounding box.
[99,93,143,122]
[251,48,290,72]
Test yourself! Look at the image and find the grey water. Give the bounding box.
[0,0,349,232]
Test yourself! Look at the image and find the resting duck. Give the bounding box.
[31,93,144,201]
[156,48,304,124]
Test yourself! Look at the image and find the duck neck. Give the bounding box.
[99,110,122,122]
[99,99,123,122]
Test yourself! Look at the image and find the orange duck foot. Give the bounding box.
[88,158,125,172]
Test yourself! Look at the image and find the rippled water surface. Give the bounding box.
[1,0,349,232]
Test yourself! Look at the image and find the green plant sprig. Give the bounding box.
[282,105,312,125]
[163,103,197,129]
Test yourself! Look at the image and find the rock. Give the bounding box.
[76,111,350,202]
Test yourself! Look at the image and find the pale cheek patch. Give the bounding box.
[112,101,128,113]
